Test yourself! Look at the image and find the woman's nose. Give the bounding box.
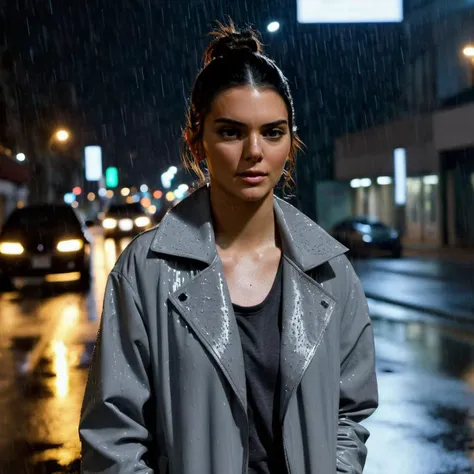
[245,133,263,162]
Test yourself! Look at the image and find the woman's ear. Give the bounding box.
[185,128,205,162]
[192,141,206,163]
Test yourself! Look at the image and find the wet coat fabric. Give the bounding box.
[79,185,378,474]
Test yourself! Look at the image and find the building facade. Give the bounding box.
[0,49,29,227]
[0,152,29,227]
[333,0,474,247]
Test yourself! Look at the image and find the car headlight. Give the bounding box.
[135,216,151,228]
[390,230,399,238]
[57,239,84,252]
[119,218,134,231]
[0,242,24,255]
[103,218,117,229]
[362,234,372,243]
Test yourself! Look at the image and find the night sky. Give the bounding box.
[1,0,405,187]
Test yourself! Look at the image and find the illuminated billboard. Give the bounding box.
[85,146,103,181]
[297,0,403,24]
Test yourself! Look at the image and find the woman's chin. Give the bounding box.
[234,185,273,202]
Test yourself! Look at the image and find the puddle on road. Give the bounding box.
[426,405,474,454]
[0,341,89,474]
[372,317,474,385]
[367,317,474,474]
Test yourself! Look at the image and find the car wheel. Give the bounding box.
[392,248,402,258]
[0,273,14,292]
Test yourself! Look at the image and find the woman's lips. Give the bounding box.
[238,174,267,184]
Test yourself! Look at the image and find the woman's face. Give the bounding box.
[201,86,291,202]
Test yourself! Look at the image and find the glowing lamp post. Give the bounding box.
[462,45,474,86]
[55,130,70,142]
[267,21,280,33]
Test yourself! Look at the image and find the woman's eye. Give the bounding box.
[266,128,285,140]
[218,128,240,139]
[265,128,285,139]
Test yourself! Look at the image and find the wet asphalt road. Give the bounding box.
[0,232,472,473]
[354,258,474,323]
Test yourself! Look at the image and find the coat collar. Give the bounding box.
[150,185,347,271]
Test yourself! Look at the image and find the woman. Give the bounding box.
[79,21,378,474]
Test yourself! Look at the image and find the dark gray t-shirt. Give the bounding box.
[233,259,287,474]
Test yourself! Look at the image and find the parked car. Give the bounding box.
[331,216,402,258]
[0,204,92,290]
[101,202,153,239]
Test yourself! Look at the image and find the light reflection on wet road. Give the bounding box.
[0,233,472,473]
[0,233,130,473]
[364,316,474,474]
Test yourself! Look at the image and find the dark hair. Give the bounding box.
[183,20,303,192]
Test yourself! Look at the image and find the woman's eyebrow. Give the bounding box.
[214,118,288,127]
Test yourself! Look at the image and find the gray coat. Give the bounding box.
[79,185,378,474]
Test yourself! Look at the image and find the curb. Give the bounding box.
[364,292,474,327]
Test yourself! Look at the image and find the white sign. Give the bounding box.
[85,146,103,182]
[394,148,407,205]
[297,0,403,24]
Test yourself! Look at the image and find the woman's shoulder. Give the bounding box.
[111,226,160,280]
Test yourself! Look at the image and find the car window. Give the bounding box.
[368,222,388,229]
[335,221,353,231]
[106,203,144,216]
[353,218,388,230]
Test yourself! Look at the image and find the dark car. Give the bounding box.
[331,216,402,258]
[0,204,92,290]
[101,202,153,238]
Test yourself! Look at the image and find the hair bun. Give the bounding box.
[204,21,263,67]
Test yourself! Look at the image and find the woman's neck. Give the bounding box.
[209,183,278,253]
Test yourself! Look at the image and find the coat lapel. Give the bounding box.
[168,255,247,410]
[279,258,337,422]
[272,200,346,421]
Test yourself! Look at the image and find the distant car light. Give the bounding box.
[57,239,84,252]
[135,216,151,228]
[103,218,117,229]
[119,218,134,231]
[355,223,372,234]
[362,235,372,243]
[0,242,25,255]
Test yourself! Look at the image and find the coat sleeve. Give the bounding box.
[79,270,155,473]
[336,265,379,473]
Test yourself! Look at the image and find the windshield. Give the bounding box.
[106,203,144,216]
[3,206,82,233]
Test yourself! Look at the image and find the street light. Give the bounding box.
[42,129,72,203]
[55,130,70,142]
[267,21,280,33]
[48,129,71,149]
[462,44,474,86]
[462,45,474,58]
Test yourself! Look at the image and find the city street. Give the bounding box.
[2,1,474,473]
[0,231,472,474]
